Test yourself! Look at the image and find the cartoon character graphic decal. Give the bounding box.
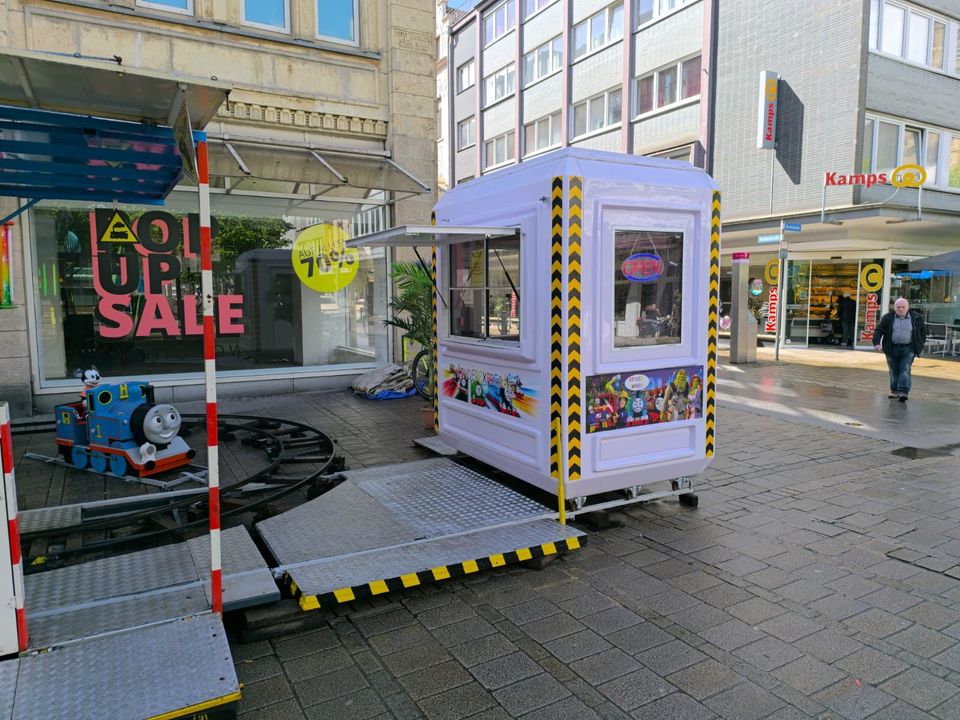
[586,365,703,434]
[442,364,538,419]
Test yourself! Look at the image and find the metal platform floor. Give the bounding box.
[257,458,586,610]
[25,525,278,647]
[0,614,239,720]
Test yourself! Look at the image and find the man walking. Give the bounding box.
[873,298,926,402]
[838,292,856,347]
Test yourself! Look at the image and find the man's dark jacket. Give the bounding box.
[872,310,926,356]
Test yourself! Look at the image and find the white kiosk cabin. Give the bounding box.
[351,148,720,511]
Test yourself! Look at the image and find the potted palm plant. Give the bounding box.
[384,261,435,429]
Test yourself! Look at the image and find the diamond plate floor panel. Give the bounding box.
[258,479,422,563]
[12,614,238,720]
[0,658,16,720]
[18,506,81,535]
[286,519,585,602]
[187,526,280,610]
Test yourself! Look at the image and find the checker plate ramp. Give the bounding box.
[7,614,239,720]
[26,526,278,647]
[257,458,586,610]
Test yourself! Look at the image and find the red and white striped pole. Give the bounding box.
[1,401,27,651]
[195,135,222,615]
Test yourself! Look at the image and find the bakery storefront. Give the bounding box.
[22,140,430,408]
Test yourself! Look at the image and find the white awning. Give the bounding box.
[0,48,230,128]
[346,225,518,248]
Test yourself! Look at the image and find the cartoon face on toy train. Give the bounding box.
[129,403,183,447]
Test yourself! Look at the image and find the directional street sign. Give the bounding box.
[783,223,802,232]
[758,233,781,244]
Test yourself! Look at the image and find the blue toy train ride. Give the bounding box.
[55,381,195,477]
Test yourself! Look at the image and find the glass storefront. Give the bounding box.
[30,196,389,386]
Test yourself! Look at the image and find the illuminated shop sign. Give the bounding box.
[756,70,779,150]
[91,209,245,339]
[823,164,926,189]
[621,252,662,283]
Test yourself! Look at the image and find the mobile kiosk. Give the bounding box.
[350,148,720,511]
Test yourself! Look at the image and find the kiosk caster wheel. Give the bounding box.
[679,493,699,508]
[625,485,644,500]
[568,496,587,512]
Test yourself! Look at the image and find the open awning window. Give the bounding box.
[204,140,431,201]
[346,225,518,248]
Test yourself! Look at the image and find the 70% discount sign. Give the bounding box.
[292,224,360,293]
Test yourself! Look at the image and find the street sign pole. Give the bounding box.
[775,220,786,362]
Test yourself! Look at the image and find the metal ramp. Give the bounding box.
[258,458,586,610]
[25,525,277,647]
[0,614,239,720]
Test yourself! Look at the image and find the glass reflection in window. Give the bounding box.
[613,230,683,347]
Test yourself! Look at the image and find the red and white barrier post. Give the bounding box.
[0,401,27,652]
[195,136,222,615]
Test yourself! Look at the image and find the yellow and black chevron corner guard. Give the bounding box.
[566,176,583,481]
[431,211,439,431]
[549,177,564,481]
[706,191,720,457]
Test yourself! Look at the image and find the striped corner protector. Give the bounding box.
[1,401,28,651]
[549,177,564,482]
[289,536,586,612]
[566,176,583,482]
[706,191,720,457]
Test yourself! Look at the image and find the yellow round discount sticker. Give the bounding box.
[292,224,359,293]
[860,263,883,292]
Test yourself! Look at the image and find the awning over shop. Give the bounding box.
[205,140,431,200]
[346,225,517,248]
[910,250,960,273]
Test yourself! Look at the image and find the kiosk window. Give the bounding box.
[613,230,683,347]
[449,235,520,341]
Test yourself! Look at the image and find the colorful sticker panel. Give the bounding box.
[441,364,538,419]
[585,365,704,434]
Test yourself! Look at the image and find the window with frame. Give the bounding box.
[483,64,516,106]
[243,0,288,31]
[523,36,563,86]
[523,111,561,155]
[614,230,683,347]
[137,0,192,14]
[523,0,555,18]
[635,55,701,115]
[317,0,357,44]
[571,2,624,61]
[448,235,521,340]
[457,60,475,93]
[483,0,516,46]
[484,130,516,168]
[635,0,693,27]
[862,114,960,188]
[572,88,622,138]
[869,0,954,72]
[457,117,476,150]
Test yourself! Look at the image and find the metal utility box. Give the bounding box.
[351,148,720,506]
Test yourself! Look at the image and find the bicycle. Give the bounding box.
[410,347,435,402]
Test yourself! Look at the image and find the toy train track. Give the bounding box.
[18,413,344,571]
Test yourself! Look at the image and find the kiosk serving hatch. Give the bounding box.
[349,148,720,512]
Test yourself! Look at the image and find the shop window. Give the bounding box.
[457,60,475,93]
[243,0,289,31]
[137,0,192,14]
[317,0,357,44]
[448,235,520,341]
[613,230,683,348]
[30,203,388,385]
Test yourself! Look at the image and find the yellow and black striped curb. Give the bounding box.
[549,176,564,479]
[146,692,241,720]
[288,536,586,612]
[567,176,583,481]
[706,191,720,457]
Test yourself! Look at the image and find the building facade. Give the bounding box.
[712,0,960,349]
[438,0,716,188]
[0,0,437,416]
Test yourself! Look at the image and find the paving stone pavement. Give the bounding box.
[217,357,960,720]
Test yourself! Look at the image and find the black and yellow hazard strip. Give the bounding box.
[146,691,242,720]
[288,536,586,612]
[706,191,720,457]
[567,176,583,482]
[549,177,564,480]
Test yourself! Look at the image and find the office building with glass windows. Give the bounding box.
[0,0,436,414]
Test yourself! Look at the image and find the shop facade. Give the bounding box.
[0,0,437,415]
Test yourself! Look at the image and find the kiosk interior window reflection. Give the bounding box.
[614,230,683,347]
[449,233,521,341]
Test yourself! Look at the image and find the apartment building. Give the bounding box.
[0,0,436,414]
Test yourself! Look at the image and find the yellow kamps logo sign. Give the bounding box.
[764,78,778,102]
[824,163,926,189]
[860,263,883,292]
[890,164,926,188]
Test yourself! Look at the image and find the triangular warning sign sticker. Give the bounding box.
[100,212,136,244]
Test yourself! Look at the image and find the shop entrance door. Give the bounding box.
[782,260,811,348]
